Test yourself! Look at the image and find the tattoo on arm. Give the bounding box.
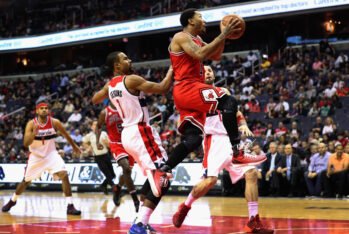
[188,40,200,53]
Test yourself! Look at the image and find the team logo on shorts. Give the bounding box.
[201,89,218,102]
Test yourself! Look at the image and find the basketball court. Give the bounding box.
[1,191,349,233]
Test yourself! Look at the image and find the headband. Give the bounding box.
[36,103,48,109]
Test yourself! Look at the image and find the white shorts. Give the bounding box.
[122,123,167,175]
[24,151,66,182]
[203,134,255,184]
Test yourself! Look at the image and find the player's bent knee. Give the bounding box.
[206,176,218,187]
[55,171,68,180]
[217,95,238,113]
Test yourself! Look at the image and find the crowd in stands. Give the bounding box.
[1,41,349,198]
[0,0,254,38]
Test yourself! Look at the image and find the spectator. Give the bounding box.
[275,122,288,137]
[322,117,336,138]
[308,102,320,117]
[312,116,323,133]
[276,144,302,197]
[67,110,83,123]
[323,144,349,198]
[71,129,83,144]
[260,142,282,196]
[304,143,330,197]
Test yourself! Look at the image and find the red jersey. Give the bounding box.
[169,33,205,83]
[105,106,123,143]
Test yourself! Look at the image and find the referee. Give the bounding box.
[82,121,119,206]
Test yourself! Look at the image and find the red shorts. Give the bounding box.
[109,142,134,167]
[173,81,226,134]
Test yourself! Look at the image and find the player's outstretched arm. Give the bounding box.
[92,82,109,105]
[23,120,37,147]
[173,18,241,61]
[125,67,173,94]
[52,118,81,155]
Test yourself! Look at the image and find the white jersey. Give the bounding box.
[108,75,149,127]
[29,116,57,157]
[204,112,227,136]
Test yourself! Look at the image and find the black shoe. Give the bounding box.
[134,200,140,213]
[112,185,122,206]
[67,204,81,215]
[99,183,108,195]
[2,199,16,212]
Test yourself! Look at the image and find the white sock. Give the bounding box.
[66,196,73,205]
[247,201,258,219]
[12,193,19,202]
[137,206,153,225]
[184,193,197,207]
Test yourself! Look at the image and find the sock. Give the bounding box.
[221,111,240,146]
[184,193,197,207]
[137,206,153,225]
[12,193,19,202]
[130,190,139,203]
[247,201,258,219]
[66,196,73,205]
[165,143,190,169]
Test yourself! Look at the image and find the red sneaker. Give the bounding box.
[172,203,191,228]
[244,216,258,233]
[255,214,274,233]
[232,143,266,166]
[146,169,171,197]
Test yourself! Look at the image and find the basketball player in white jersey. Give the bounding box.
[92,51,173,234]
[172,66,274,233]
[2,99,82,215]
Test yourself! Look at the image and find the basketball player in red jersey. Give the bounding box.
[92,51,173,234]
[162,9,266,173]
[2,99,81,215]
[172,66,274,233]
[96,102,140,211]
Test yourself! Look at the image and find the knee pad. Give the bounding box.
[217,95,238,114]
[182,125,203,151]
[145,180,171,206]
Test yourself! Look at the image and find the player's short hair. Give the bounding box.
[180,8,197,27]
[106,51,122,73]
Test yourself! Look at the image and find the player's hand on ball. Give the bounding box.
[239,124,254,137]
[220,14,245,39]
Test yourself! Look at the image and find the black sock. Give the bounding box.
[163,143,190,169]
[221,111,240,146]
[130,191,139,203]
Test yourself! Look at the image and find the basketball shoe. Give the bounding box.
[145,224,157,234]
[2,199,16,212]
[128,222,147,234]
[146,169,172,197]
[172,202,191,228]
[67,204,81,215]
[232,142,266,166]
[244,215,274,233]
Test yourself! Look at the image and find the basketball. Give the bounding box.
[220,14,245,39]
